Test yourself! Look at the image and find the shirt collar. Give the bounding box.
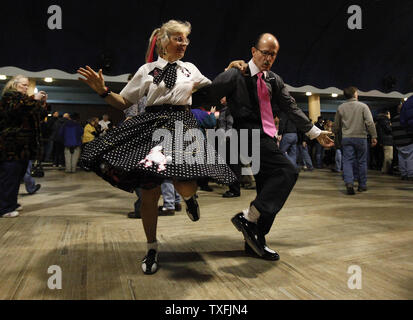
[248,59,267,78]
[156,56,183,69]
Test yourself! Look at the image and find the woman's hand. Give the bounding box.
[34,91,47,101]
[77,66,107,95]
[225,60,248,72]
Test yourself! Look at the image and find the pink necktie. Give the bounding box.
[257,72,277,138]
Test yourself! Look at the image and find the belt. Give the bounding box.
[146,105,190,113]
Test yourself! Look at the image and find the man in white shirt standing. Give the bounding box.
[98,114,111,136]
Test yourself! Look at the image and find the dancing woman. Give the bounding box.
[77,20,236,275]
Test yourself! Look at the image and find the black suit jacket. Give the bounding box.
[192,67,313,135]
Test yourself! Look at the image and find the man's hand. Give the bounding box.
[371,138,378,147]
[77,66,107,95]
[316,131,335,148]
[302,142,307,148]
[225,60,248,73]
[277,135,282,142]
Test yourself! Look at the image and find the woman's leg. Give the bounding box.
[173,180,197,198]
[140,186,162,275]
[174,180,200,221]
[140,187,162,243]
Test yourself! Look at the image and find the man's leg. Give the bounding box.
[161,180,176,211]
[342,138,356,185]
[400,143,413,178]
[355,138,368,188]
[64,148,71,173]
[24,160,37,193]
[72,147,81,172]
[335,149,343,172]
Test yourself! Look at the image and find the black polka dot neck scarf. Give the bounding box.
[153,63,178,89]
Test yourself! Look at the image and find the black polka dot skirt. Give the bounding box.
[80,109,237,192]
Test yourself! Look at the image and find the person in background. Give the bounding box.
[392,102,413,181]
[279,111,299,169]
[333,86,377,195]
[376,111,393,174]
[0,75,48,218]
[191,106,219,192]
[314,116,325,168]
[60,113,83,173]
[82,117,99,146]
[51,113,69,168]
[297,130,314,171]
[218,97,242,198]
[98,114,111,136]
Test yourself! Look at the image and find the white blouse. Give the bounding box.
[120,57,211,107]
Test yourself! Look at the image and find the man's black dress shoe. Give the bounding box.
[245,242,280,261]
[358,186,367,192]
[185,195,200,221]
[175,203,182,212]
[28,184,41,195]
[158,208,175,216]
[200,185,213,192]
[346,184,355,195]
[231,213,264,256]
[127,211,141,219]
[222,191,240,198]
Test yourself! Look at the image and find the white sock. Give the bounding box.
[242,205,261,223]
[147,241,159,252]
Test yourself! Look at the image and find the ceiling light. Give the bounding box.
[404,98,408,101]
[34,87,39,94]
[44,77,53,83]
[0,75,7,80]
[306,92,312,96]
[332,93,338,98]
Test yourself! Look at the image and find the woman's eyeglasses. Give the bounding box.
[171,36,190,45]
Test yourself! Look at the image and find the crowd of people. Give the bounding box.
[278,96,413,192]
[1,18,412,276]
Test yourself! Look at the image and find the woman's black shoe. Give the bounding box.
[185,196,200,221]
[142,249,159,275]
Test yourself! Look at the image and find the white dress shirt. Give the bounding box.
[248,59,321,140]
[120,57,211,107]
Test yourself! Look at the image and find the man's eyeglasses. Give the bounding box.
[171,36,190,45]
[255,48,277,58]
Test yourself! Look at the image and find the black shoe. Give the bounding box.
[231,213,264,256]
[200,185,213,192]
[175,203,182,212]
[28,184,41,195]
[222,191,240,198]
[158,208,175,216]
[245,242,280,261]
[127,211,141,219]
[141,249,159,275]
[358,186,367,192]
[185,196,200,222]
[331,168,341,173]
[346,184,355,195]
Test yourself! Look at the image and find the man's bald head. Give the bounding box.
[252,33,280,72]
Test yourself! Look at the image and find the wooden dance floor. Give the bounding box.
[1,168,412,300]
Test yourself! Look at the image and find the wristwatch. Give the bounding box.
[99,87,111,98]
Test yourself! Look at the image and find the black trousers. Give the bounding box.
[251,135,299,236]
[0,160,28,215]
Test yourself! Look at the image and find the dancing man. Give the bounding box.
[193,33,334,260]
